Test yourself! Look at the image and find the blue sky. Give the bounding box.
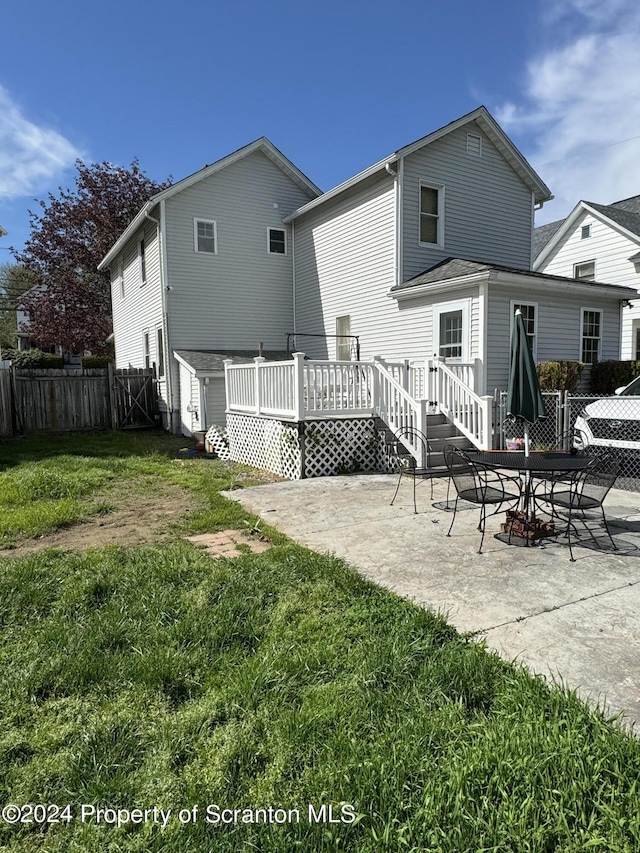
[1,0,640,255]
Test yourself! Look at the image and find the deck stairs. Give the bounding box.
[375,413,474,478]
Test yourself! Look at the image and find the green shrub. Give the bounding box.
[7,348,63,369]
[81,355,113,369]
[536,360,583,392]
[590,360,640,394]
[39,352,64,368]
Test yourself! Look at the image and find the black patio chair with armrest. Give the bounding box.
[389,426,436,513]
[444,446,522,554]
[533,454,620,562]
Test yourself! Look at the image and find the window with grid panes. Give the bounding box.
[513,303,536,356]
[581,309,601,364]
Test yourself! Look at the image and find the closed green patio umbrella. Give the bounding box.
[506,309,546,456]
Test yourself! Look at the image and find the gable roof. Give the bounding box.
[389,256,639,301]
[533,193,640,268]
[98,138,321,270]
[285,106,553,223]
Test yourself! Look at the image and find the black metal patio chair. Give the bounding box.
[389,426,437,513]
[444,446,521,554]
[533,454,621,561]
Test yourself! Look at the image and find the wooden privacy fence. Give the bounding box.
[0,366,158,437]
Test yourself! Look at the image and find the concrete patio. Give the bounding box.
[224,473,640,730]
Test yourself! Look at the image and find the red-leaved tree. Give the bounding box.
[13,159,171,354]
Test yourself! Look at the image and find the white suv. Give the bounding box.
[575,375,640,451]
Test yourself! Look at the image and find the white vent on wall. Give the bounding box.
[466,133,482,156]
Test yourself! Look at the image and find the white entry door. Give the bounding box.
[433,300,470,361]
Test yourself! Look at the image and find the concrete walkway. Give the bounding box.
[225,473,640,729]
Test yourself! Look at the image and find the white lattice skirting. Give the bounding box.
[227,414,390,479]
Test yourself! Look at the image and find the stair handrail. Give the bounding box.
[373,358,428,466]
[434,359,493,449]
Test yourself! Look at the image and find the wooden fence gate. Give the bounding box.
[0,366,158,436]
[110,367,159,429]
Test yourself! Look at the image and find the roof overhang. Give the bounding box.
[389,268,639,302]
[286,106,552,223]
[534,200,640,269]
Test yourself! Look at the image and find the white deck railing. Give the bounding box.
[224,352,488,460]
[434,359,492,450]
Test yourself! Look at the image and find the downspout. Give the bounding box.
[145,203,175,432]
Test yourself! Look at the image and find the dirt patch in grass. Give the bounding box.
[0,480,201,557]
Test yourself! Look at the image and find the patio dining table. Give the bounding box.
[468,450,593,545]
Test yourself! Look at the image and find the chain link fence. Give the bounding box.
[497,391,640,493]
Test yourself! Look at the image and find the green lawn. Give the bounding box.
[0,431,639,852]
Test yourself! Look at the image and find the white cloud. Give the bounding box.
[496,0,640,224]
[0,85,82,197]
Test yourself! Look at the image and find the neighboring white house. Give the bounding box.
[98,138,321,434]
[101,107,638,437]
[533,195,640,360]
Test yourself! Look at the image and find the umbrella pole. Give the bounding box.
[523,423,531,517]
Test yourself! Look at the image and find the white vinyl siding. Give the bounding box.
[294,175,404,360]
[402,123,533,279]
[110,219,164,373]
[164,150,312,352]
[486,285,621,391]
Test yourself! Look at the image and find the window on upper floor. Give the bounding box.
[574,260,595,280]
[419,182,444,247]
[268,227,286,255]
[581,308,602,364]
[139,239,147,284]
[194,219,217,254]
[581,224,591,239]
[512,302,538,359]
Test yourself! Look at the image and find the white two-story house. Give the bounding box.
[98,139,320,434]
[101,107,638,437]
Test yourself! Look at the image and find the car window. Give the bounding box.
[620,375,640,396]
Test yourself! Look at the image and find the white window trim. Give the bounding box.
[335,315,351,361]
[156,325,165,378]
[193,218,218,255]
[139,238,147,285]
[117,257,124,299]
[418,180,445,249]
[433,299,470,362]
[142,329,151,369]
[510,300,538,360]
[267,227,287,255]
[574,259,596,280]
[580,306,602,364]
[581,224,591,239]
